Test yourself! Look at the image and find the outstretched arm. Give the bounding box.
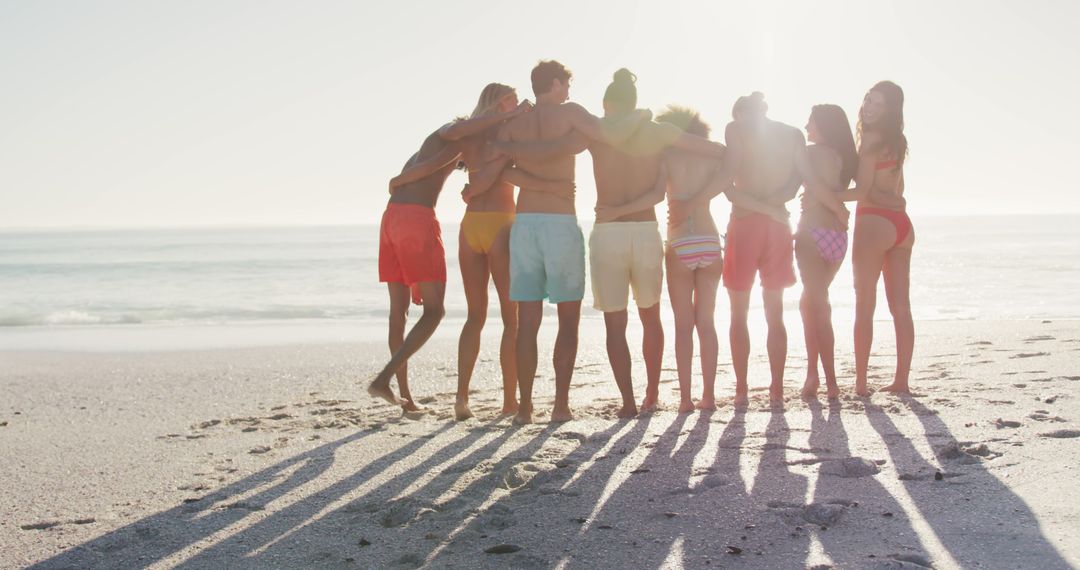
[492,131,590,162]
[462,156,574,202]
[727,191,790,224]
[437,101,532,141]
[595,161,669,223]
[835,132,903,208]
[389,144,461,193]
[565,102,651,145]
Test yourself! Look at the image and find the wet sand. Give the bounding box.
[2,319,1079,569]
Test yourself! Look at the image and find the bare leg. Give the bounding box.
[550,301,581,422]
[640,303,665,412]
[514,301,542,425]
[795,235,839,400]
[728,288,752,407]
[852,215,892,396]
[369,282,446,409]
[604,309,637,417]
[455,234,489,420]
[762,288,787,405]
[694,260,723,410]
[369,283,410,406]
[489,226,518,414]
[665,247,696,412]
[881,236,915,393]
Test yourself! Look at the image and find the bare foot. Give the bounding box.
[616,403,638,419]
[454,401,474,421]
[695,398,717,411]
[855,383,872,398]
[733,392,749,408]
[550,406,574,423]
[879,383,911,395]
[801,377,819,401]
[678,400,695,414]
[367,381,400,406]
[400,398,421,413]
[769,384,784,407]
[640,394,659,413]
[825,382,840,401]
[513,405,534,425]
[500,401,519,416]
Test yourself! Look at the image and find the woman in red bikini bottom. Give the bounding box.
[839,81,914,396]
[794,104,858,401]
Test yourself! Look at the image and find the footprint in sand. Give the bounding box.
[1010,352,1050,359]
[1024,335,1055,342]
[1039,429,1080,439]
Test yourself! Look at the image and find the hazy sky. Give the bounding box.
[2,1,1078,228]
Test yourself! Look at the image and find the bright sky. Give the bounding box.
[2,1,1078,228]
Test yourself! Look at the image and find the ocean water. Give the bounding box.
[1,215,1077,349]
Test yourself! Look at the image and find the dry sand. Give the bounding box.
[2,319,1079,569]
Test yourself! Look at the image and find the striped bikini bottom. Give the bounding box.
[668,234,723,270]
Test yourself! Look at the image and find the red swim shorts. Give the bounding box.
[722,213,795,291]
[378,204,446,304]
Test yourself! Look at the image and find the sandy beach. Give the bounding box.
[2,318,1079,569]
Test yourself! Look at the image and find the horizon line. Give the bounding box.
[3,212,1080,233]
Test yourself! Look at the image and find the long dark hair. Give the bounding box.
[810,104,858,188]
[857,80,908,168]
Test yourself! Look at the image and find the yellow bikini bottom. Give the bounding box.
[461,211,515,254]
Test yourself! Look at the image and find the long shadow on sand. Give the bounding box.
[866,396,1072,568]
[30,394,1075,568]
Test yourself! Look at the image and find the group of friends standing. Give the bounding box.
[368,60,914,425]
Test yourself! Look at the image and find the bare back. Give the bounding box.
[456,132,515,213]
[665,150,721,238]
[389,130,457,208]
[590,121,675,222]
[499,104,580,215]
[866,152,906,210]
[728,119,802,217]
[799,144,843,230]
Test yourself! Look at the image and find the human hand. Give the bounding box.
[513,99,533,116]
[594,205,620,223]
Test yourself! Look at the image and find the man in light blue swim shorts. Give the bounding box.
[495,60,649,424]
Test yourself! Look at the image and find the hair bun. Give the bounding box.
[750,91,765,102]
[613,68,636,85]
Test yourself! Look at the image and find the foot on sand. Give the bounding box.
[801,377,820,401]
[500,401,519,416]
[367,381,401,406]
[640,394,659,413]
[855,382,872,398]
[880,383,911,395]
[617,403,639,419]
[513,405,534,425]
[400,398,422,413]
[550,406,575,423]
[678,400,696,414]
[734,385,749,408]
[825,382,840,401]
[769,385,785,407]
[454,401,474,421]
[695,398,717,411]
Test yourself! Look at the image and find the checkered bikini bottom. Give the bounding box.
[809,227,848,264]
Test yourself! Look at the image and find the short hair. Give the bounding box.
[531,60,572,97]
[656,105,710,138]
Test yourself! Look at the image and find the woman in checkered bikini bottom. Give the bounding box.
[794,104,859,401]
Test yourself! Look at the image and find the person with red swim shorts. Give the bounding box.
[368,126,462,412]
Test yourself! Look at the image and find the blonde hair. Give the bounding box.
[470,83,516,119]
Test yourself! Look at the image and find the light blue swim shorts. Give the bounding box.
[509,213,586,303]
